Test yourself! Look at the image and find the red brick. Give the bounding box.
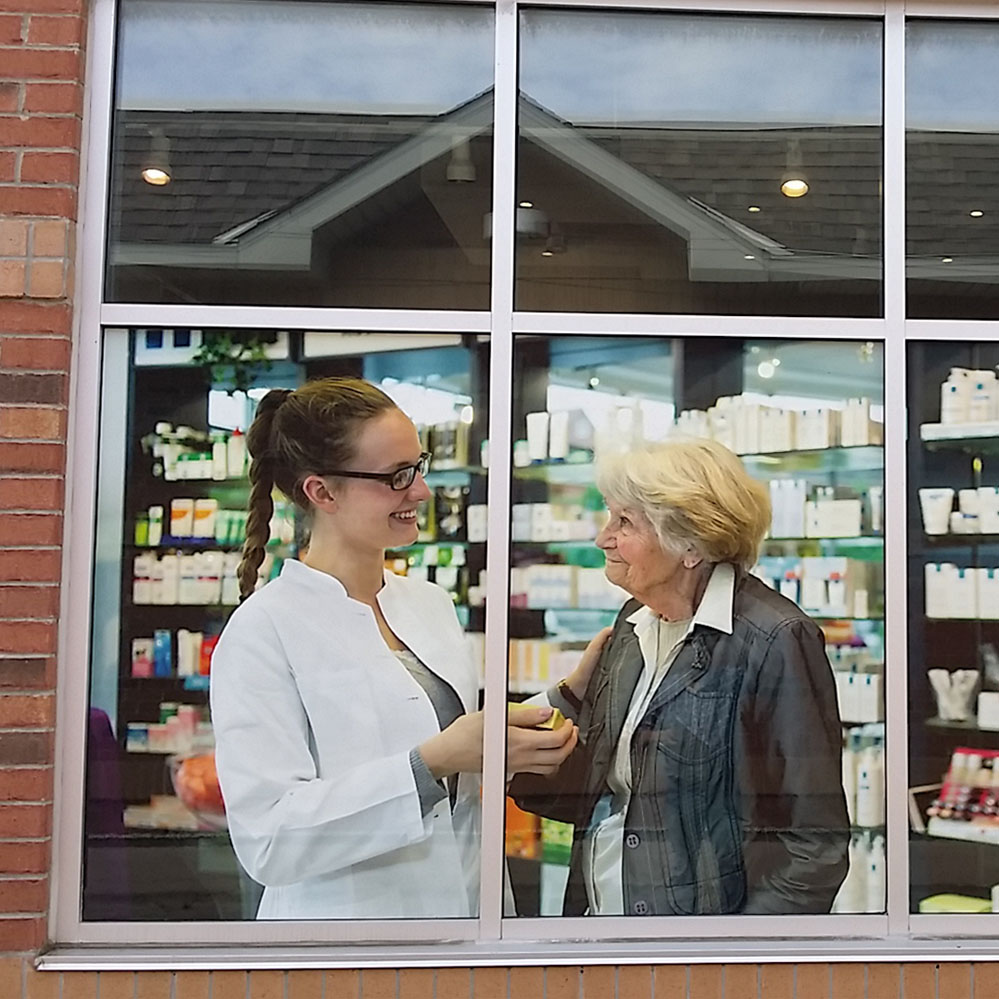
[0,476,64,509]
[211,970,247,999]
[617,967,652,999]
[360,968,397,999]
[0,0,81,12]
[0,693,53,726]
[0,656,55,689]
[759,964,791,998]
[2,186,77,220]
[0,958,23,999]
[286,970,323,999]
[546,967,581,999]
[0,47,81,81]
[249,970,284,999]
[0,15,21,45]
[0,876,47,912]
[0,337,70,371]
[0,731,53,766]
[0,442,65,473]
[0,585,59,617]
[651,966,686,999]
[0,802,48,836]
[0,407,65,442]
[0,150,15,181]
[20,150,77,185]
[0,551,61,585]
[0,620,57,656]
[0,767,51,800]
[0,839,47,873]
[0,218,29,255]
[690,965,723,999]
[580,965,615,998]
[0,259,25,296]
[0,114,79,149]
[0,79,18,110]
[23,81,81,114]
[31,219,67,256]
[902,964,936,999]
[0,915,45,950]
[28,257,66,298]
[175,971,211,999]
[794,964,829,999]
[326,969,361,999]
[724,963,757,999]
[27,14,82,47]
[0,513,62,545]
[508,967,544,999]
[98,974,134,999]
[0,302,71,335]
[61,971,99,999]
[136,971,174,999]
[25,963,62,999]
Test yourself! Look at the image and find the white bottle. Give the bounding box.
[227,428,246,479]
[969,380,992,423]
[212,433,228,480]
[865,836,886,913]
[855,746,885,827]
[940,370,970,424]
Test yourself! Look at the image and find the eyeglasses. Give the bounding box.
[319,452,431,491]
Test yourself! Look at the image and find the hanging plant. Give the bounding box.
[192,331,275,395]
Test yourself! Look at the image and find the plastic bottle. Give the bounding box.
[227,428,246,479]
[865,836,886,913]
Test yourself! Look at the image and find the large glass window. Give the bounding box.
[515,12,883,316]
[105,1,495,308]
[907,21,999,319]
[908,342,999,913]
[85,329,489,921]
[504,336,885,917]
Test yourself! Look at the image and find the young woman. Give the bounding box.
[210,377,581,919]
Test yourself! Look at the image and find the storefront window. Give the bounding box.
[504,336,885,917]
[105,1,494,309]
[908,341,999,913]
[515,12,883,316]
[906,22,999,319]
[84,329,489,920]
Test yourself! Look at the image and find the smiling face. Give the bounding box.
[324,407,432,553]
[596,500,686,602]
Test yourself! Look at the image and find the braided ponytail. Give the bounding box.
[237,389,291,602]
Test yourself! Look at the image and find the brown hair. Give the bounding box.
[237,377,398,601]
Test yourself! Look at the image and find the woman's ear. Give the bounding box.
[682,547,704,570]
[301,474,337,513]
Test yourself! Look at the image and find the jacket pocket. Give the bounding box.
[653,688,733,765]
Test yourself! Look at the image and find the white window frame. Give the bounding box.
[45,0,999,967]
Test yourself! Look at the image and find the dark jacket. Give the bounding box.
[511,569,850,916]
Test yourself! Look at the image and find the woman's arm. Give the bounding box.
[739,618,851,914]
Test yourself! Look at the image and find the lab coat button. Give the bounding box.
[625,833,640,849]
[633,900,648,915]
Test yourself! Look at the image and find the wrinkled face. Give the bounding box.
[327,408,432,552]
[596,500,684,600]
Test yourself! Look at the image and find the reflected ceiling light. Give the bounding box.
[942,256,954,263]
[747,205,762,213]
[541,249,554,257]
[588,376,600,388]
[483,207,549,240]
[519,200,534,209]
[459,405,474,425]
[757,361,776,379]
[446,137,476,182]
[780,139,809,199]
[744,254,756,260]
[141,128,171,186]
[970,210,985,218]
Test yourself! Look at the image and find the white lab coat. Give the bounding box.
[209,558,481,919]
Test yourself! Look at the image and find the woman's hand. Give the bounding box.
[506,706,578,776]
[562,626,613,702]
[418,707,579,780]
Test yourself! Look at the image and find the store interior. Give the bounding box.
[83,329,894,921]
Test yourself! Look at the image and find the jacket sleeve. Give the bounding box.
[739,618,850,915]
[209,604,431,887]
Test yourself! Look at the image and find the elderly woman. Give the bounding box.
[512,437,850,916]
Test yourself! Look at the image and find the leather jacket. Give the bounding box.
[512,569,850,916]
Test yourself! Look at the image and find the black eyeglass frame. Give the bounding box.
[317,452,432,491]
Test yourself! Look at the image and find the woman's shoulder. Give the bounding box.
[732,572,819,639]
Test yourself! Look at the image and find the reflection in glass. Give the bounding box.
[908,342,999,913]
[506,337,885,916]
[907,22,999,319]
[106,1,494,307]
[83,330,489,920]
[516,12,883,316]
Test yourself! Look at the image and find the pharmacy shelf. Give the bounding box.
[923,535,999,548]
[926,717,999,735]
[921,423,999,455]
[425,466,487,487]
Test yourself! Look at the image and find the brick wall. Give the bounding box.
[0,0,81,959]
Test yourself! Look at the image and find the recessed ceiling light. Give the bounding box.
[744,254,756,260]
[141,167,171,186]
[970,210,985,218]
[541,249,553,257]
[781,178,809,198]
[588,376,600,388]
[757,361,776,379]
[942,256,954,263]
[748,206,761,213]
[519,200,534,209]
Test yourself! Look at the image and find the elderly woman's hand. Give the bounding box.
[562,626,613,703]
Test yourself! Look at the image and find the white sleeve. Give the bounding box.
[209,606,431,887]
